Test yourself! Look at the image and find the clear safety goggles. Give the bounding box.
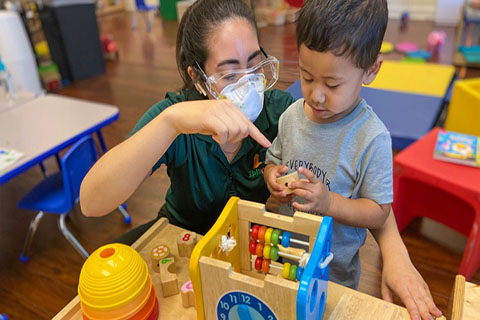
[195,55,279,99]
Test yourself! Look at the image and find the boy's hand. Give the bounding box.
[382,255,442,320]
[264,164,294,203]
[289,167,332,214]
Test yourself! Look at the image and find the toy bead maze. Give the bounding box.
[189,197,333,320]
[78,243,159,320]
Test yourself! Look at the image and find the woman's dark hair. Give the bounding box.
[176,0,258,89]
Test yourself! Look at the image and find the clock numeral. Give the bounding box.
[220,301,230,310]
[230,295,237,304]
[241,294,251,304]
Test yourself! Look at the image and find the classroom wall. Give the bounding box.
[388,0,463,25]
[388,0,438,20]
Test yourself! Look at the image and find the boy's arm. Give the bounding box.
[370,210,443,320]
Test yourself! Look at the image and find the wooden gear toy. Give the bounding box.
[189,197,333,320]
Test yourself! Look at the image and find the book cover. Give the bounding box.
[0,148,24,173]
[434,130,480,167]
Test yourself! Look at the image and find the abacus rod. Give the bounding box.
[249,228,310,247]
[285,237,310,247]
[278,251,301,261]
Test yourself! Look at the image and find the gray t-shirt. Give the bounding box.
[266,98,393,289]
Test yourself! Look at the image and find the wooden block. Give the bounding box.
[276,171,299,195]
[177,231,197,257]
[150,244,170,273]
[328,294,402,320]
[160,256,179,297]
[181,280,195,308]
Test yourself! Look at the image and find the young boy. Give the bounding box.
[264,0,391,289]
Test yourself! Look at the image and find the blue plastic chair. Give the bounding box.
[18,135,130,261]
[132,0,159,32]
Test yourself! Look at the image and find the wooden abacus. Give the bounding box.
[189,196,333,320]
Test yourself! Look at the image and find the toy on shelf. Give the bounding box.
[400,11,409,29]
[100,35,119,61]
[177,231,197,257]
[77,243,159,320]
[189,196,333,320]
[427,31,446,56]
[181,280,196,308]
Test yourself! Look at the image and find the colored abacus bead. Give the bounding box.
[270,246,279,261]
[281,231,291,248]
[282,262,291,279]
[249,240,256,255]
[263,244,271,259]
[271,229,280,245]
[251,224,260,241]
[258,226,267,243]
[265,228,273,245]
[255,243,264,258]
[255,257,262,271]
[289,264,298,281]
[261,258,270,274]
[296,266,304,281]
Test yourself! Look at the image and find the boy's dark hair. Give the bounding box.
[296,0,388,70]
[176,0,258,89]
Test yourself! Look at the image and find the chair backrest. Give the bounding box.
[135,0,147,10]
[61,136,98,207]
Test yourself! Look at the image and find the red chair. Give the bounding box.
[393,127,480,280]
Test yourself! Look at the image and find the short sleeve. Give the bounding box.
[355,132,393,204]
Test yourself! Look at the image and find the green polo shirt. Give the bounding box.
[130,88,295,234]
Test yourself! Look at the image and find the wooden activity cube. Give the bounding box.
[189,197,333,320]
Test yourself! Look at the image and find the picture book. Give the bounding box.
[434,130,480,168]
[0,148,24,173]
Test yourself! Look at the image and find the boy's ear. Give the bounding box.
[363,54,384,85]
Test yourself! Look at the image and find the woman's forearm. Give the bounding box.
[80,110,179,217]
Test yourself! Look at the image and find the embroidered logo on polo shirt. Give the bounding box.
[248,153,265,179]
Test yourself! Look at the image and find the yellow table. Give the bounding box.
[365,60,456,97]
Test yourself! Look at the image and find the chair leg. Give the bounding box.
[118,204,131,224]
[459,217,480,280]
[58,214,89,259]
[20,211,45,262]
[147,10,154,32]
[132,11,138,30]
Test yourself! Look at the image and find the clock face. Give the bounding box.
[217,291,277,320]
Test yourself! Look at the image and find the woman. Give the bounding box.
[80,1,441,319]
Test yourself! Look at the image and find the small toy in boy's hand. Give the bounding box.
[276,171,299,195]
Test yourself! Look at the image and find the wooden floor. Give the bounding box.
[0,11,479,319]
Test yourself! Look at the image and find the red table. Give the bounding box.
[393,127,480,280]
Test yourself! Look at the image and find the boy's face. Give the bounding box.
[299,44,381,124]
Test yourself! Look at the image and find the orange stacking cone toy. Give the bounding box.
[78,243,159,320]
